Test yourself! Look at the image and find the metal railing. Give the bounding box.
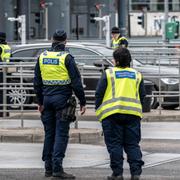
[0,51,180,126]
[130,47,180,66]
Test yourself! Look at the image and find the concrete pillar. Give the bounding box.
[129,0,132,11]
[17,0,30,40]
[150,0,157,11]
[119,0,128,36]
[48,0,70,39]
[172,0,180,11]
[0,0,5,32]
[4,0,15,41]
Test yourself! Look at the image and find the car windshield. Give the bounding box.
[86,46,113,58]
[133,59,143,66]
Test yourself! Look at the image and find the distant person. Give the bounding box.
[0,32,11,63]
[95,48,145,180]
[34,29,86,179]
[0,32,11,117]
[111,27,128,49]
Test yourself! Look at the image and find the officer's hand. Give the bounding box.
[38,105,44,113]
[80,106,86,115]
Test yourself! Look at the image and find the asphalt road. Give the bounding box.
[1,140,180,180]
[1,113,180,179]
[1,164,180,180]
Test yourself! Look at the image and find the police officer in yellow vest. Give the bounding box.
[0,32,11,117]
[111,27,128,49]
[0,32,11,63]
[95,48,145,180]
[34,29,86,179]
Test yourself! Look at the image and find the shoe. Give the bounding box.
[107,174,124,180]
[45,170,52,177]
[45,160,52,177]
[131,175,140,180]
[52,171,75,179]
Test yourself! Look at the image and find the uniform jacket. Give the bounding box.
[34,42,86,108]
[95,67,146,110]
[111,35,128,48]
[0,41,11,62]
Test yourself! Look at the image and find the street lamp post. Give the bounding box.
[8,15,26,44]
[163,0,169,43]
[41,2,53,40]
[94,15,110,47]
[95,4,106,39]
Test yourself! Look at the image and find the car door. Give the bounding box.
[68,47,104,90]
[68,47,105,103]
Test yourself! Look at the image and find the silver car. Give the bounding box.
[8,42,180,110]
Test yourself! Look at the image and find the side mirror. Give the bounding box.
[93,60,110,68]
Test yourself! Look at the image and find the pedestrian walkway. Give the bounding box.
[1,143,180,180]
[1,143,180,170]
[0,110,180,179]
[4,108,180,122]
[0,120,180,143]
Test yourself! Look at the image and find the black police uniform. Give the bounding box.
[34,30,86,178]
[0,32,9,117]
[111,27,128,48]
[95,48,145,180]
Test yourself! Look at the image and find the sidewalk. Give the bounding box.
[5,108,180,122]
[143,109,180,122]
[1,143,180,179]
[0,127,102,144]
[0,109,180,143]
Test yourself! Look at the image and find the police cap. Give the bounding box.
[0,32,6,41]
[111,27,120,34]
[53,29,67,41]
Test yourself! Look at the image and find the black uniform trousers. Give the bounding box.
[41,94,70,173]
[102,113,144,176]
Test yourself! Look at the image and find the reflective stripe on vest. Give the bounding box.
[39,51,71,86]
[0,44,11,62]
[96,67,142,121]
[112,37,128,49]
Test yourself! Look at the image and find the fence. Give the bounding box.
[0,50,180,127]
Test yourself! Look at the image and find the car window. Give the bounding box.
[36,48,50,57]
[68,47,100,65]
[12,49,38,57]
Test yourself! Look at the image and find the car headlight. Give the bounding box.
[161,78,179,85]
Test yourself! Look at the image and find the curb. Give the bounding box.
[0,128,102,144]
[142,114,180,122]
[5,109,180,122]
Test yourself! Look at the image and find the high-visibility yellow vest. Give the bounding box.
[96,67,142,121]
[39,51,71,85]
[112,37,128,49]
[0,44,11,62]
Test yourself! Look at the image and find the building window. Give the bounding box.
[131,0,150,11]
[157,0,164,11]
[130,0,180,12]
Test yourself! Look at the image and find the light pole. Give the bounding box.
[8,15,26,44]
[95,4,106,39]
[94,15,110,47]
[163,0,169,43]
[41,2,53,40]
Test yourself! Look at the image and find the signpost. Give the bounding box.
[8,15,26,44]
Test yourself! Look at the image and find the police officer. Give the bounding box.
[111,27,128,49]
[95,48,145,180]
[0,32,11,117]
[0,32,11,63]
[34,29,86,179]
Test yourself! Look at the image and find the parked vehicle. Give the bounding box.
[7,43,180,110]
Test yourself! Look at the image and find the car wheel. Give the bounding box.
[161,104,179,110]
[151,87,159,109]
[7,80,32,109]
